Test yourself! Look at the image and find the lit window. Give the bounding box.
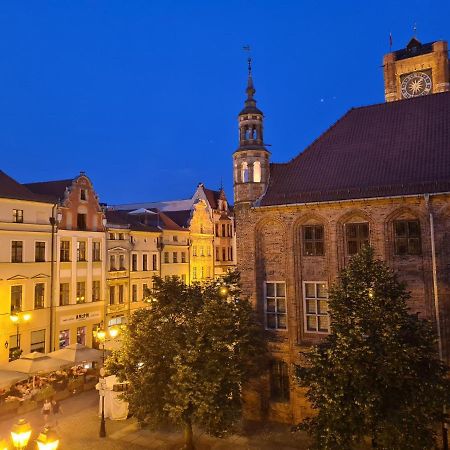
[241,162,249,183]
[77,241,86,261]
[304,282,329,333]
[76,282,86,303]
[265,282,287,330]
[11,286,23,312]
[253,161,261,183]
[13,209,23,223]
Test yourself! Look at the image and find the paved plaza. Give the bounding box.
[0,390,310,449]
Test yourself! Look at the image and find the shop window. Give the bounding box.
[76,326,86,345]
[59,329,70,349]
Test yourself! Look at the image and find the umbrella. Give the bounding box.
[49,343,103,363]
[0,352,71,375]
[0,370,27,389]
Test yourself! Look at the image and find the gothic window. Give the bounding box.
[270,360,290,402]
[345,222,369,255]
[241,162,249,183]
[253,161,261,183]
[245,128,251,140]
[394,219,421,255]
[302,225,324,256]
[252,128,257,139]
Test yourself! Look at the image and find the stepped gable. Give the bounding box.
[260,91,450,207]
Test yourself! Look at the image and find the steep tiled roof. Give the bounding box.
[24,179,73,201]
[260,92,450,207]
[164,210,192,228]
[0,170,51,203]
[106,209,185,232]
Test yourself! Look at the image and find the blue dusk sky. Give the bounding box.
[0,1,448,204]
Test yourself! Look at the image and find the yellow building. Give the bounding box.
[0,171,54,363]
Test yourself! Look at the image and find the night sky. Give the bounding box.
[0,1,448,204]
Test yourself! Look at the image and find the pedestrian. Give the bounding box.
[41,398,52,425]
[51,398,62,426]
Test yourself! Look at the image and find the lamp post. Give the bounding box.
[94,327,120,438]
[0,438,8,450]
[10,419,32,450]
[36,427,60,450]
[9,313,31,359]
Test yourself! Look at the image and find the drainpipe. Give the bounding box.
[49,204,58,352]
[425,193,448,449]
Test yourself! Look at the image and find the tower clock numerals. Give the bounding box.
[401,71,432,99]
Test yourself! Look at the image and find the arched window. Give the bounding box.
[252,128,257,139]
[241,162,249,183]
[245,128,251,140]
[253,161,261,182]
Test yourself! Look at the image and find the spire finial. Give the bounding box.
[247,56,252,76]
[243,45,255,99]
[413,22,417,37]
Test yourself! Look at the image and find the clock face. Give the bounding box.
[401,71,432,99]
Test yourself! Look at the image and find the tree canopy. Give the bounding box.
[296,246,449,450]
[106,270,266,449]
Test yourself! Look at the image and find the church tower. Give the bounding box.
[383,37,449,102]
[233,59,270,206]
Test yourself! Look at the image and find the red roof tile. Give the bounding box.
[0,170,52,203]
[260,92,450,206]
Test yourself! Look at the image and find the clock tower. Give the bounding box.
[383,37,449,102]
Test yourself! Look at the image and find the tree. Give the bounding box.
[106,270,266,450]
[296,246,449,450]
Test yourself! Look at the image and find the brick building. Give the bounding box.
[233,38,450,423]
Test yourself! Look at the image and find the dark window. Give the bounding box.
[80,189,87,201]
[92,281,101,302]
[221,224,226,237]
[13,209,23,223]
[222,248,226,261]
[132,284,138,302]
[265,282,287,330]
[76,282,86,303]
[92,242,101,261]
[60,283,70,306]
[60,241,70,262]
[77,213,87,230]
[11,286,23,312]
[394,220,421,255]
[346,222,369,255]
[34,283,45,309]
[215,224,219,237]
[118,285,124,304]
[11,241,23,263]
[119,254,125,270]
[35,241,46,262]
[132,254,138,271]
[118,233,124,240]
[152,254,158,270]
[109,286,115,305]
[270,360,290,402]
[173,252,178,263]
[304,282,329,333]
[164,252,169,264]
[303,225,325,256]
[143,254,148,271]
[109,255,116,271]
[215,247,220,261]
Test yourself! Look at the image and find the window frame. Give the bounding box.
[345,222,370,256]
[13,209,24,223]
[77,241,87,262]
[393,219,422,256]
[59,283,70,306]
[264,281,287,331]
[269,360,290,403]
[35,241,46,262]
[302,224,325,256]
[11,285,23,312]
[11,240,23,263]
[303,281,329,334]
[34,283,45,309]
[60,240,71,262]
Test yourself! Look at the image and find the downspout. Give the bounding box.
[425,193,448,449]
[49,203,58,352]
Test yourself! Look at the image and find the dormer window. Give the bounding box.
[80,189,87,201]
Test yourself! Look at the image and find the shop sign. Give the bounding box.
[60,311,102,325]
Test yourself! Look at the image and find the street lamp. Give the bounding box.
[36,427,60,450]
[0,438,8,450]
[94,327,120,438]
[10,419,32,450]
[9,313,31,359]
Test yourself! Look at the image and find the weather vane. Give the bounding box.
[243,45,252,75]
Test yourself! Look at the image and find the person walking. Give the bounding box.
[41,398,52,426]
[51,398,63,426]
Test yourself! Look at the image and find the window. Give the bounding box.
[77,213,87,230]
[132,254,138,271]
[230,246,233,261]
[77,241,87,261]
[31,329,46,353]
[241,162,249,183]
[34,283,45,309]
[270,360,290,402]
[222,248,226,261]
[200,247,204,256]
[76,326,86,345]
[200,267,204,279]
[193,267,197,279]
[109,255,116,271]
[13,209,24,223]
[11,241,23,263]
[181,252,186,263]
[118,233,124,240]
[11,286,23,312]
[109,286,115,305]
[394,220,421,255]
[59,283,70,306]
[132,284,138,302]
[193,246,197,256]
[265,282,287,330]
[207,246,211,256]
[118,285,124,304]
[80,189,87,201]
[143,254,148,271]
[215,247,220,261]
[304,282,329,333]
[92,242,101,261]
[173,252,178,263]
[346,222,369,255]
[222,224,226,237]
[76,282,86,303]
[109,233,115,240]
[164,252,169,264]
[143,284,150,300]
[152,254,158,270]
[253,161,261,182]
[59,329,70,349]
[119,254,126,270]
[303,225,324,256]
[92,281,101,302]
[60,241,70,262]
[215,224,219,237]
[173,235,178,242]
[35,241,46,262]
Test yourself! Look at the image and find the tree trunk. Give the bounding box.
[183,418,195,450]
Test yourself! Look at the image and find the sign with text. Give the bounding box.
[60,311,102,325]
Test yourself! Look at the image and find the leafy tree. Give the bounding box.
[296,246,449,450]
[106,270,266,449]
